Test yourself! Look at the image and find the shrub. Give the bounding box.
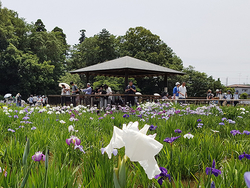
[240,92,248,99]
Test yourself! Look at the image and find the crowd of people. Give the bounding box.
[207,89,240,106]
[159,81,241,106]
[60,80,242,107]
[27,94,48,107]
[60,81,136,107]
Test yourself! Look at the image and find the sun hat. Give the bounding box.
[216,89,219,92]
[176,82,180,86]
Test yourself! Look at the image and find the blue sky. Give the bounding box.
[2,0,250,85]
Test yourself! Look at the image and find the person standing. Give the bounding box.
[70,82,79,107]
[104,84,113,105]
[233,90,240,106]
[207,89,214,100]
[28,95,33,106]
[16,93,21,107]
[33,94,38,106]
[217,90,224,106]
[125,80,136,106]
[81,83,92,106]
[226,90,232,105]
[61,84,67,106]
[173,82,180,100]
[179,82,187,102]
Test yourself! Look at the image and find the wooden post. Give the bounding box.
[125,71,128,89]
[164,74,168,86]
[125,71,128,104]
[86,72,89,84]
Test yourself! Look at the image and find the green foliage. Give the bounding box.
[1,103,250,187]
[225,87,235,94]
[0,6,67,98]
[0,4,224,98]
[59,72,84,89]
[240,92,248,99]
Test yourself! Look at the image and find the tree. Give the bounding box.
[34,19,46,32]
[79,29,86,44]
[97,29,117,63]
[59,72,84,89]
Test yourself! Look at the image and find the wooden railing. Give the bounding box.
[48,94,250,106]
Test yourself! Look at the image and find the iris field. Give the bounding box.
[0,102,250,187]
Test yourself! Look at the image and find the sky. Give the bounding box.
[2,0,250,86]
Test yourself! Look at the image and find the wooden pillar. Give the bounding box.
[86,72,89,84]
[125,71,128,89]
[164,74,168,87]
[164,74,168,93]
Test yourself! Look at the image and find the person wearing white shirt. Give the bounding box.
[104,84,112,105]
[226,90,232,105]
[233,90,240,106]
[179,82,187,103]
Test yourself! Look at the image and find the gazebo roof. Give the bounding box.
[70,56,185,77]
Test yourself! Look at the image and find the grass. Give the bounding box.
[0,102,250,187]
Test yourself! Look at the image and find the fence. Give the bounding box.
[48,94,250,107]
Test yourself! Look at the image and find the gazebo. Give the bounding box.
[70,56,185,89]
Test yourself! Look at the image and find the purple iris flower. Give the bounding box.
[98,117,104,120]
[205,159,221,177]
[74,145,85,153]
[244,172,250,188]
[164,136,181,143]
[149,125,157,131]
[111,117,115,119]
[154,167,171,185]
[174,129,182,133]
[222,117,227,121]
[32,151,45,161]
[243,131,250,135]
[123,114,129,118]
[22,116,30,120]
[197,123,203,128]
[239,152,250,160]
[66,135,81,146]
[219,122,224,125]
[19,126,24,128]
[211,181,215,188]
[137,114,142,118]
[230,130,241,136]
[8,129,15,132]
[197,119,202,122]
[31,127,36,130]
[14,110,18,113]
[101,148,118,156]
[228,119,235,124]
[14,115,18,118]
[56,119,59,121]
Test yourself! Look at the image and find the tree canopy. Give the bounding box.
[0,3,224,98]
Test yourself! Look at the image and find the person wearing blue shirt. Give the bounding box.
[125,80,136,106]
[173,82,180,99]
[81,83,92,105]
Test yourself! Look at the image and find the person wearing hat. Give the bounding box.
[173,82,180,100]
[226,90,232,105]
[233,90,240,106]
[81,83,92,106]
[207,89,214,100]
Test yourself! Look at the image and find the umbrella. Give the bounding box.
[59,83,70,89]
[4,93,12,98]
